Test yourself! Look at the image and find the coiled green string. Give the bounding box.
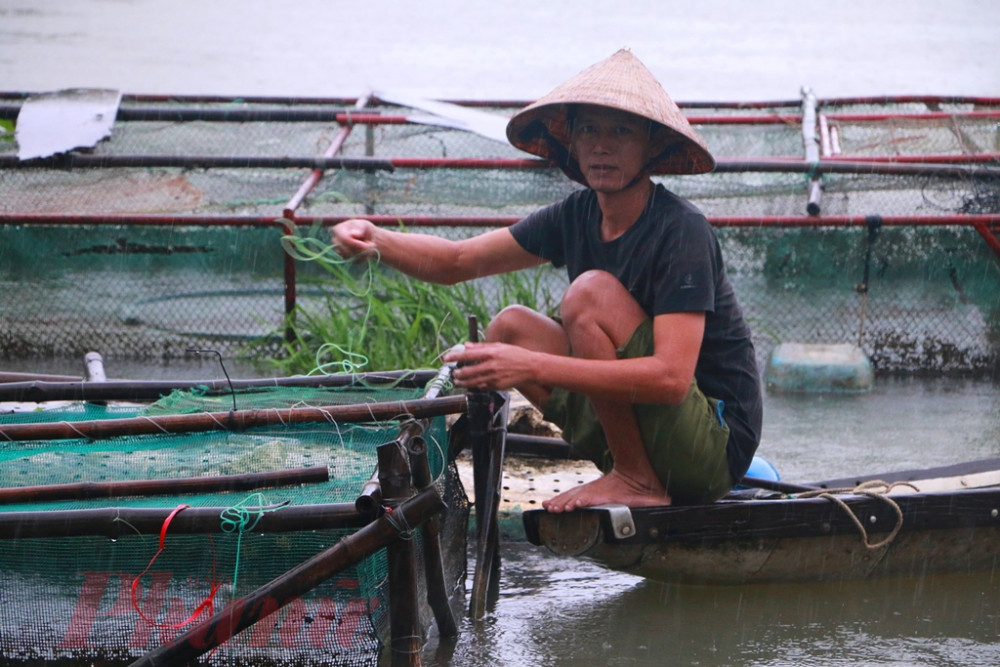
[279,220,436,393]
[280,219,377,375]
[220,493,288,594]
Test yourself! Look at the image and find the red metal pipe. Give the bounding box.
[339,110,1000,127]
[816,95,1000,107]
[282,94,374,339]
[686,114,802,125]
[377,156,997,173]
[351,113,803,126]
[280,217,297,343]
[823,110,1000,122]
[708,215,1000,228]
[246,109,998,127]
[821,154,1000,164]
[284,95,374,219]
[973,221,1000,257]
[686,95,1000,109]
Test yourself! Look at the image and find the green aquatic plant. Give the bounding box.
[0,119,15,143]
[257,221,563,375]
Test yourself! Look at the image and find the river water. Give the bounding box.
[3,1,1000,665]
[2,0,999,101]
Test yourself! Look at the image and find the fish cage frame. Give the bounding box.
[0,361,511,665]
[1,91,999,374]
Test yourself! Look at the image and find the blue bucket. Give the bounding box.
[735,455,780,489]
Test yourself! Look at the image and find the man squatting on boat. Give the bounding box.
[331,50,763,512]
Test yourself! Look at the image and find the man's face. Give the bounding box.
[569,105,659,192]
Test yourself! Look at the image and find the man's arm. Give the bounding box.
[449,311,705,405]
[331,219,544,284]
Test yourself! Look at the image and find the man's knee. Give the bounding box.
[486,305,569,356]
[485,305,539,343]
[561,271,644,334]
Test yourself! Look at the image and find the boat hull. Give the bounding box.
[524,487,1000,584]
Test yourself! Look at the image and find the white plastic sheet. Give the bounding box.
[374,90,510,144]
[16,88,122,160]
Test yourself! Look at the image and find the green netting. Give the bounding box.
[0,403,142,424]
[0,384,469,665]
[1,96,998,371]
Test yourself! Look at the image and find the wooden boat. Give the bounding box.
[522,457,1000,585]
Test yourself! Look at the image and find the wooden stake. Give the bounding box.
[407,432,459,638]
[379,439,423,667]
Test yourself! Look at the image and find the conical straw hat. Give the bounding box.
[506,49,714,183]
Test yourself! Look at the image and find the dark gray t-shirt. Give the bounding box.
[509,184,763,481]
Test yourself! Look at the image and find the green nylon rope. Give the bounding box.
[220,493,289,594]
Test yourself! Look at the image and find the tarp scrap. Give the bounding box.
[16,88,123,160]
[374,90,510,144]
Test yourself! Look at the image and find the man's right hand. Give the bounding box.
[331,218,379,259]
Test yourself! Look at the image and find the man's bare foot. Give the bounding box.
[542,469,672,513]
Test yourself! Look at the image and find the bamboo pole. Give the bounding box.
[355,427,424,515]
[0,501,367,540]
[0,467,328,505]
[352,356,461,515]
[0,369,438,403]
[0,394,467,442]
[355,470,382,515]
[126,487,444,667]
[379,439,423,667]
[468,390,508,620]
[407,432,459,638]
[463,318,506,619]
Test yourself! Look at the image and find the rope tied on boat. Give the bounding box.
[796,479,918,549]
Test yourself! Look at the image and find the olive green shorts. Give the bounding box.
[542,319,733,505]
